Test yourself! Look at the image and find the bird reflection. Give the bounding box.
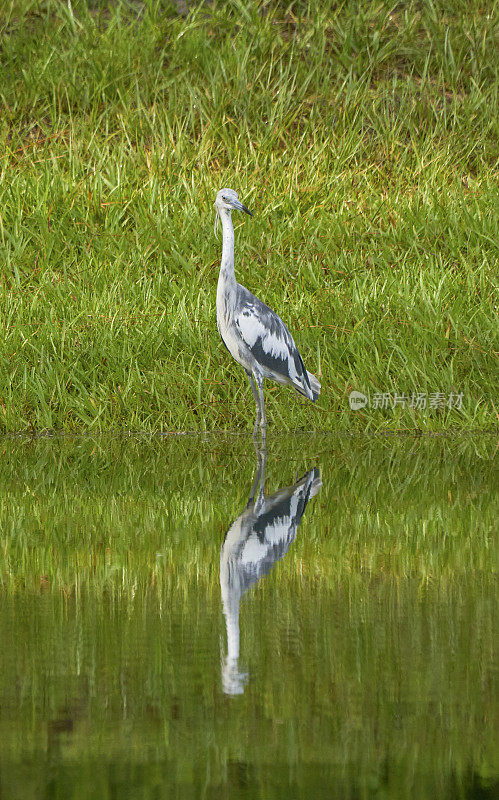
[220,444,322,695]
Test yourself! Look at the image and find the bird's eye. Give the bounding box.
[222,196,227,201]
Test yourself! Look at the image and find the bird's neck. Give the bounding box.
[224,605,240,660]
[218,209,236,285]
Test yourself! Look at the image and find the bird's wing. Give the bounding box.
[235,286,310,390]
[235,468,321,590]
[253,468,321,547]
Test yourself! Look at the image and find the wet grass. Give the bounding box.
[0,0,497,432]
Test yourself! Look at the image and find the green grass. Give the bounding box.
[0,0,497,432]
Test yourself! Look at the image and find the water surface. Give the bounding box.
[0,434,497,798]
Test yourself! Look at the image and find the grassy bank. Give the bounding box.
[0,0,497,432]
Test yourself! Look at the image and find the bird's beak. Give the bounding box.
[233,199,253,216]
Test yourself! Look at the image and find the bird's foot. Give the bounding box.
[252,418,267,445]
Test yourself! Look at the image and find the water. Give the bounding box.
[0,433,497,799]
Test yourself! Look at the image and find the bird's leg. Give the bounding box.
[255,373,267,440]
[246,437,267,508]
[254,440,267,513]
[246,371,261,432]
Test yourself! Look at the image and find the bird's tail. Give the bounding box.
[307,467,322,498]
[295,371,321,402]
[306,371,321,402]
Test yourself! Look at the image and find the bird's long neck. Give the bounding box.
[224,605,240,661]
[218,209,236,286]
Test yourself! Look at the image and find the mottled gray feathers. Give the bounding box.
[234,286,314,398]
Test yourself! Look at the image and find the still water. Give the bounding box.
[0,433,497,799]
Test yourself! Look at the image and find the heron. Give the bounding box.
[214,188,321,438]
[220,443,322,694]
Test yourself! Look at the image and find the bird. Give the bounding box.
[214,188,321,438]
[220,443,322,694]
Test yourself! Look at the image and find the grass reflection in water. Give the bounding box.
[0,434,496,799]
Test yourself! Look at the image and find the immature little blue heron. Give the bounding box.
[214,188,321,436]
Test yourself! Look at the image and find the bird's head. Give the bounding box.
[214,188,252,235]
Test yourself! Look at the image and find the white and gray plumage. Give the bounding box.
[214,188,321,437]
[220,445,322,695]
